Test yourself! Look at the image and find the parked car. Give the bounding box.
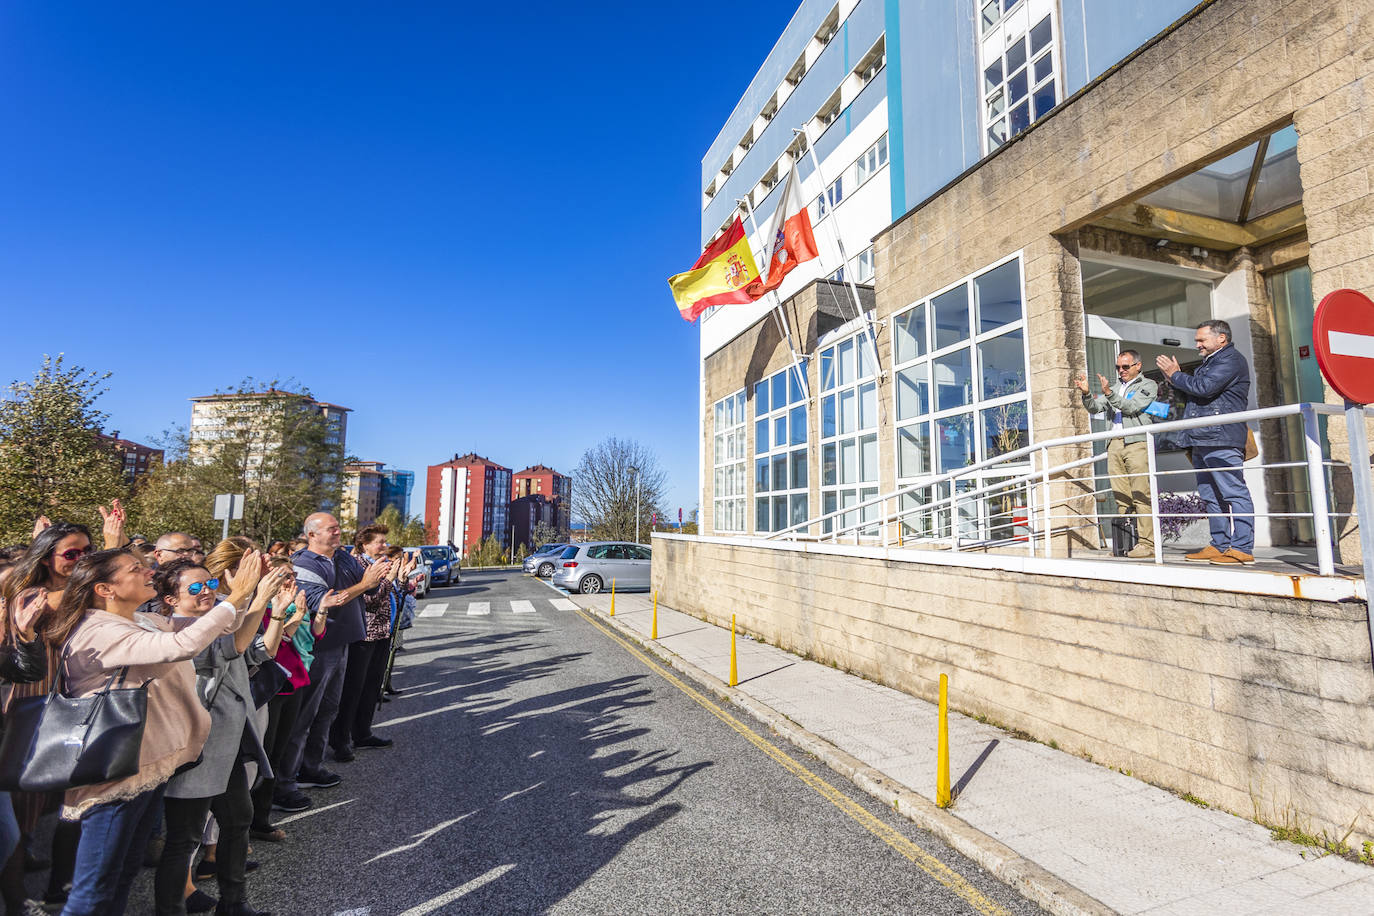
[550,541,651,594]
[523,543,568,578]
[418,544,461,586]
[402,547,432,599]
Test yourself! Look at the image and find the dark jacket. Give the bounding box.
[0,638,47,685]
[1169,343,1251,448]
[291,548,369,651]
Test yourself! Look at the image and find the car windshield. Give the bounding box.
[421,548,446,562]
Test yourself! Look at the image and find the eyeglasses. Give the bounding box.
[1115,364,1138,373]
[159,547,197,557]
[186,579,220,596]
[56,547,92,562]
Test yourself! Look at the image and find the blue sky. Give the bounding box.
[0,1,802,521]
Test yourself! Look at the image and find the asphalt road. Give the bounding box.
[123,568,1043,915]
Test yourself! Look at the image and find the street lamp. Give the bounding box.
[629,465,641,544]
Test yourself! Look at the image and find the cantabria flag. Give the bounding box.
[756,163,819,295]
[668,217,761,323]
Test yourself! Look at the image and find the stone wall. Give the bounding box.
[654,533,1374,844]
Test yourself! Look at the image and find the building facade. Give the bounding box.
[341,461,384,528]
[425,453,512,556]
[698,0,1371,564]
[512,464,572,540]
[379,468,414,518]
[96,432,164,483]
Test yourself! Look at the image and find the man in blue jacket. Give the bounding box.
[1156,320,1255,565]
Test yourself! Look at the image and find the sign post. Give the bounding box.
[1312,289,1374,656]
[213,493,245,541]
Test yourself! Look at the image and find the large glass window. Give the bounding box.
[820,331,879,535]
[891,255,1030,541]
[712,389,747,532]
[754,362,809,533]
[979,0,1059,152]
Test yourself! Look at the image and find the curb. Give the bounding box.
[578,600,1118,916]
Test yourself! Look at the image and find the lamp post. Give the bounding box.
[630,465,641,544]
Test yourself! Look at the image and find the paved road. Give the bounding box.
[129,568,1043,915]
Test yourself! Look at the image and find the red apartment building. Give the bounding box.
[425,453,512,557]
[511,464,572,545]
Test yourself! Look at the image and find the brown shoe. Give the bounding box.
[1126,544,1155,559]
[1209,553,1241,564]
[1221,548,1253,564]
[1186,545,1224,562]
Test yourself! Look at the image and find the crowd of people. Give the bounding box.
[0,506,422,916]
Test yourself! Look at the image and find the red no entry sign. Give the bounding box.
[1313,288,1374,405]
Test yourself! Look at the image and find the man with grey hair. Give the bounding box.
[1076,349,1159,558]
[272,512,389,812]
[151,531,197,568]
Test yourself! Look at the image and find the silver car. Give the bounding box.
[523,543,567,579]
[550,541,651,594]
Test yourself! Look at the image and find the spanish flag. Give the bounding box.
[668,216,762,323]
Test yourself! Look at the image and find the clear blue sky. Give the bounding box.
[0,1,802,522]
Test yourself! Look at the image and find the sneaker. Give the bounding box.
[355,735,393,750]
[272,789,312,813]
[20,900,46,916]
[1186,545,1224,562]
[297,767,341,789]
[1125,544,1155,559]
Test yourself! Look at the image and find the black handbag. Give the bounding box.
[248,660,291,708]
[0,660,147,793]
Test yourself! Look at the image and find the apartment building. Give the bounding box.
[425,453,512,556]
[512,464,572,539]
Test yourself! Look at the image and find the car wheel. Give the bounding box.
[579,575,603,595]
[538,562,554,578]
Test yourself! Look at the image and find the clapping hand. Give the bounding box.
[13,588,48,640]
[98,499,128,549]
[30,517,52,540]
[1096,373,1112,395]
[228,550,265,605]
[361,557,391,587]
[1073,372,1089,394]
[1155,354,1181,377]
[321,589,351,609]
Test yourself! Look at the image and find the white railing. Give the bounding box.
[767,402,1374,582]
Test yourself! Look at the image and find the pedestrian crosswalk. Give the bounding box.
[412,598,581,619]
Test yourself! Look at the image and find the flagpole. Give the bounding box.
[794,127,885,401]
[735,197,810,401]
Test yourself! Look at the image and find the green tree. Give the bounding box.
[375,505,427,547]
[531,521,560,548]
[464,535,508,567]
[571,437,667,543]
[0,356,129,541]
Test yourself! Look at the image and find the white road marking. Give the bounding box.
[1329,330,1374,359]
[466,602,490,616]
[396,865,516,915]
[417,603,448,618]
[499,781,544,802]
[509,600,535,614]
[274,798,356,825]
[550,598,578,611]
[365,813,473,864]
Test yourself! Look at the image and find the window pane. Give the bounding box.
[988,117,1007,147]
[725,395,735,426]
[858,339,875,379]
[980,330,1027,400]
[736,391,746,419]
[1249,125,1303,218]
[714,437,724,465]
[1008,67,1028,103]
[982,400,1030,459]
[788,364,804,403]
[821,350,835,390]
[756,497,770,532]
[934,347,973,410]
[839,388,856,434]
[859,434,878,482]
[877,134,888,165]
[1009,101,1030,135]
[790,449,807,490]
[936,413,976,473]
[1033,52,1053,85]
[975,259,1022,332]
[898,424,931,478]
[840,438,857,484]
[981,0,1000,30]
[789,494,809,527]
[933,284,970,348]
[988,88,1006,119]
[714,401,725,428]
[754,380,768,415]
[789,405,807,444]
[774,416,787,449]
[1005,36,1026,73]
[896,365,929,420]
[771,373,787,410]
[837,339,854,385]
[822,395,836,437]
[756,457,769,493]
[822,443,837,486]
[859,382,877,429]
[772,454,788,490]
[1033,80,1056,119]
[1030,15,1051,54]
[772,496,788,532]
[983,59,1002,94]
[756,419,768,455]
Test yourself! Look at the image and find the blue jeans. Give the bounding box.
[1192,445,1255,553]
[62,783,166,916]
[0,791,19,866]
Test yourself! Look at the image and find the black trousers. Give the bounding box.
[155,758,253,915]
[330,639,389,752]
[251,689,304,826]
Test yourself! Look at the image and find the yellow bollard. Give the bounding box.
[898,526,904,547]
[729,614,738,687]
[936,672,951,808]
[609,578,615,616]
[652,590,658,639]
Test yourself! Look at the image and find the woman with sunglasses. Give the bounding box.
[0,522,94,914]
[154,543,286,916]
[39,547,261,916]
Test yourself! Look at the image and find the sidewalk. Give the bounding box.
[564,589,1374,916]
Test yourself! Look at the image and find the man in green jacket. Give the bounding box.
[1076,350,1159,558]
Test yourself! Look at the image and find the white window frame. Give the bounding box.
[712,389,748,533]
[977,0,1062,154]
[819,330,881,536]
[753,362,810,534]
